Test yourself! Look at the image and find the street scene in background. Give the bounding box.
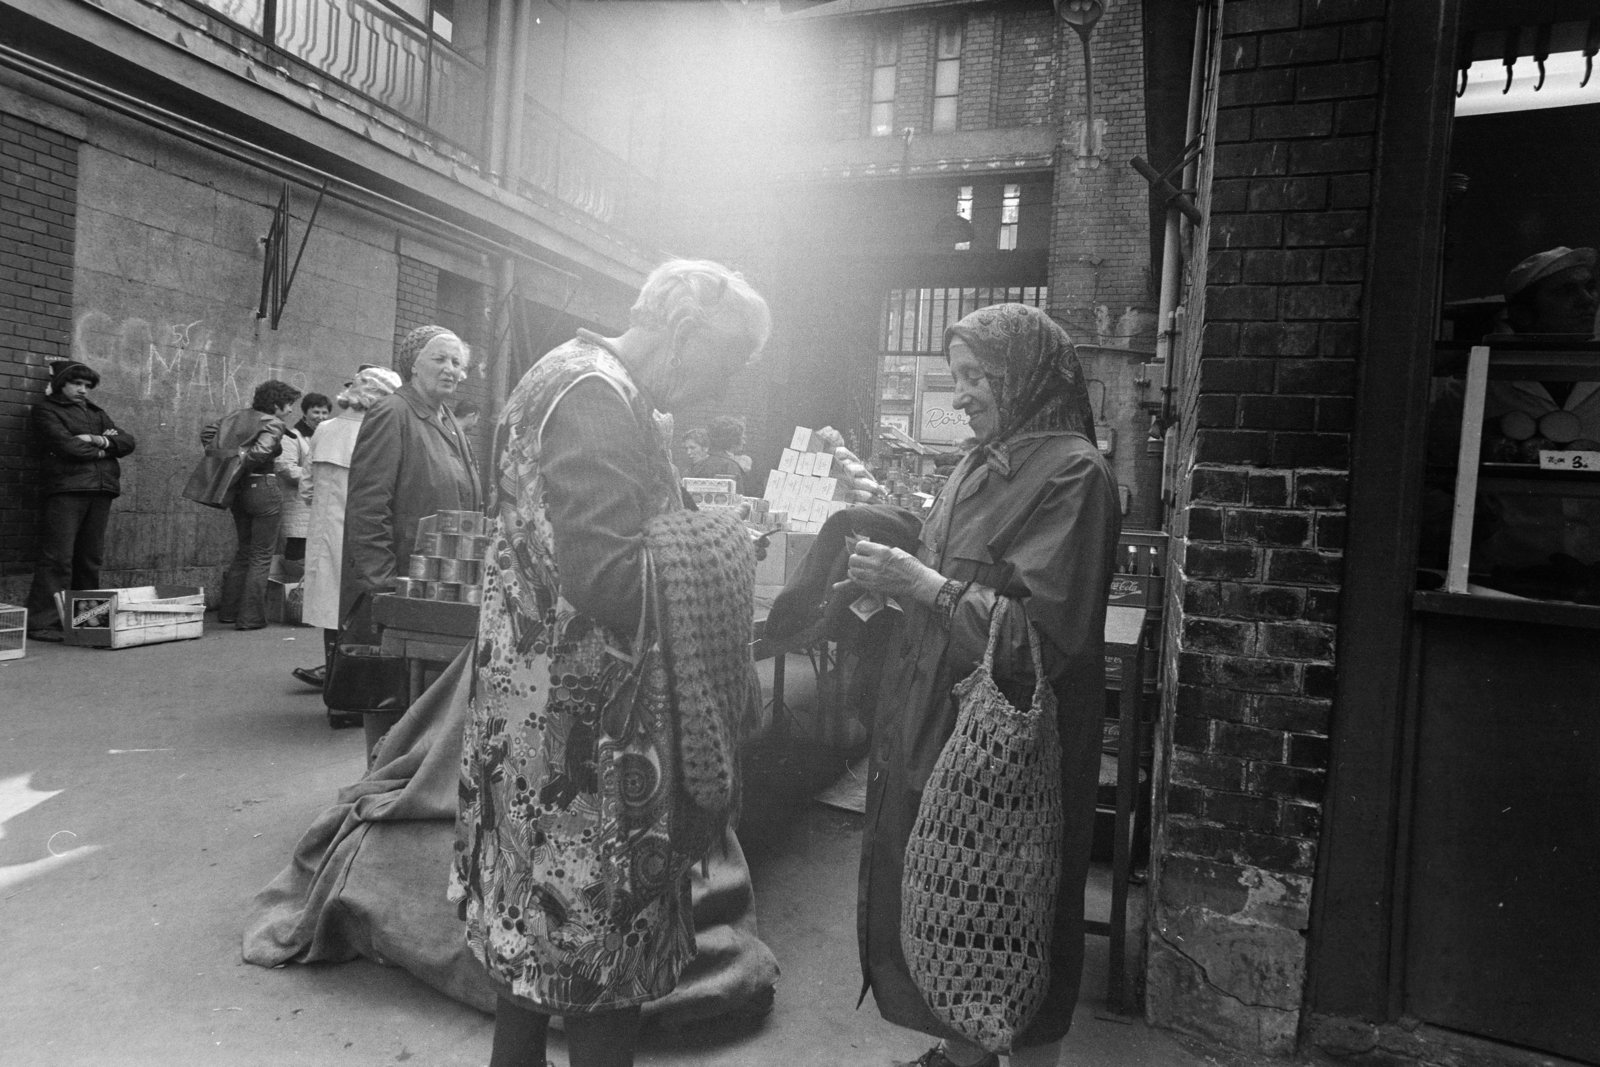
[2,0,1596,1066]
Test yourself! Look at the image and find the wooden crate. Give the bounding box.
[56,586,205,649]
[0,602,25,661]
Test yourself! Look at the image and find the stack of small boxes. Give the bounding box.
[681,477,778,528]
[762,426,852,534]
[393,510,491,605]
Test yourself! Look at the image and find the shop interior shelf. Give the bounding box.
[1434,339,1600,380]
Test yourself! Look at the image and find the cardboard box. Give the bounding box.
[56,586,205,649]
[811,452,833,478]
[795,451,815,477]
[778,447,799,472]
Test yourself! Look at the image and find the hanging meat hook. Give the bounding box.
[1584,18,1600,88]
[1533,23,1551,91]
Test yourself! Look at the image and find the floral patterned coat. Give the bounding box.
[449,339,701,1013]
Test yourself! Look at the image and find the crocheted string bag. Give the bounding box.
[900,597,1064,1055]
[643,508,757,818]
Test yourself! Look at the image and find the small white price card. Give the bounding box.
[1538,450,1600,471]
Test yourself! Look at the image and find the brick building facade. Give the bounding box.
[1148,0,1384,1053]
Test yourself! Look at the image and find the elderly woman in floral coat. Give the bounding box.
[450,260,771,1067]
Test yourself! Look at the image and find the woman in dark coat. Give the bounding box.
[204,379,300,630]
[846,304,1120,1067]
[24,361,136,640]
[339,326,481,639]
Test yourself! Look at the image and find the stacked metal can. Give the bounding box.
[392,510,491,605]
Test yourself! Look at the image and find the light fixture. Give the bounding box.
[1053,1,1106,164]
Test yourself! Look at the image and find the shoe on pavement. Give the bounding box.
[895,1048,1000,1067]
[28,628,64,643]
[292,665,326,688]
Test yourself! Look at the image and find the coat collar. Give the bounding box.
[46,391,101,414]
[395,382,470,454]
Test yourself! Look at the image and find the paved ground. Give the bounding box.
[1,620,1205,1067]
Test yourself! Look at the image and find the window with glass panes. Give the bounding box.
[877,287,1050,441]
[870,26,899,137]
[998,184,1020,250]
[955,186,973,250]
[932,22,962,133]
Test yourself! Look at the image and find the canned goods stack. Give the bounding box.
[392,510,491,605]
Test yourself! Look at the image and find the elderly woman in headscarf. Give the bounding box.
[846,303,1121,1067]
[451,259,771,1067]
[292,366,401,712]
[341,327,481,643]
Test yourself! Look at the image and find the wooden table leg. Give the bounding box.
[1108,642,1145,1015]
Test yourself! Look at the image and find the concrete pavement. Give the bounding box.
[1,620,1210,1067]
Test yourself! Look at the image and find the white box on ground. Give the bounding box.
[778,448,798,473]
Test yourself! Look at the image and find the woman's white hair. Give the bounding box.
[630,259,771,351]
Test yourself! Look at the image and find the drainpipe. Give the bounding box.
[502,0,533,193]
[493,257,517,426]
[484,0,516,181]
[1153,1,1210,418]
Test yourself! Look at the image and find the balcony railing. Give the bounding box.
[184,0,486,155]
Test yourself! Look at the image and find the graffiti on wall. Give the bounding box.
[72,311,314,436]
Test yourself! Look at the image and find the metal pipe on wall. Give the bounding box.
[492,256,517,426]
[484,0,517,182]
[501,0,533,194]
[1153,1,1212,409]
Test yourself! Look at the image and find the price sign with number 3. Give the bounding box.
[1538,450,1600,471]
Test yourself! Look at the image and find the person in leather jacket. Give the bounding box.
[24,361,136,640]
[202,380,300,630]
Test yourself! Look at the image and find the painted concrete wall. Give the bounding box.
[3,81,401,602]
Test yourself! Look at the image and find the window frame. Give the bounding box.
[869,23,900,138]
[932,20,963,133]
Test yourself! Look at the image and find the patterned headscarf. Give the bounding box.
[944,303,1096,475]
[395,324,454,382]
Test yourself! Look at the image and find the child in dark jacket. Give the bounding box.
[25,361,136,640]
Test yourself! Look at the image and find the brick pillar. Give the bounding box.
[1145,0,1384,1053]
[1,109,79,586]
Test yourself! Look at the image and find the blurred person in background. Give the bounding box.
[685,417,747,492]
[276,392,332,579]
[291,368,400,712]
[24,360,137,641]
[204,380,300,630]
[453,399,481,436]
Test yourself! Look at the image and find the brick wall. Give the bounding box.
[1048,0,1156,350]
[958,9,1000,131]
[0,109,79,583]
[996,5,1059,127]
[1145,0,1384,1053]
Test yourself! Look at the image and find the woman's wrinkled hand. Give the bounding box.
[847,540,946,607]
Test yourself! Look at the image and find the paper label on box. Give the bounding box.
[1539,450,1600,471]
[763,470,783,501]
[811,453,833,477]
[778,448,798,473]
[794,451,815,477]
[789,427,812,452]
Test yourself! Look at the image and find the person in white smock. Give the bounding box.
[291,367,401,719]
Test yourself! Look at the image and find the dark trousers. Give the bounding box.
[25,491,115,631]
[220,475,281,628]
